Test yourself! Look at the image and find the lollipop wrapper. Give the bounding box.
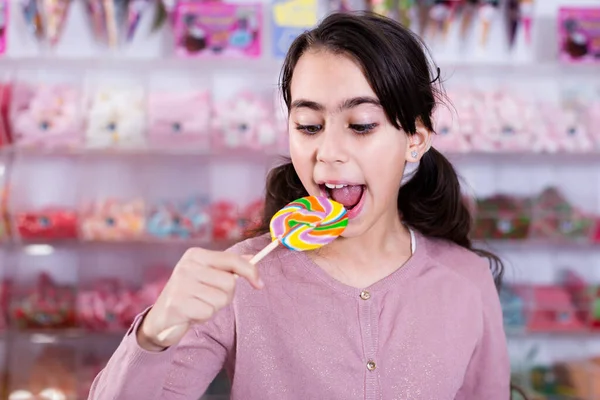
[21,0,45,40]
[126,0,151,41]
[42,0,72,46]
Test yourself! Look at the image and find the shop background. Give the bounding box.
[0,0,599,398]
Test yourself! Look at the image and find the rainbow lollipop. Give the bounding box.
[250,195,349,264]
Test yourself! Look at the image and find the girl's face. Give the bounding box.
[288,50,429,238]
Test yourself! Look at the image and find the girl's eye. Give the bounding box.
[349,123,378,135]
[295,124,322,135]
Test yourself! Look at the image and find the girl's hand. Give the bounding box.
[137,247,264,350]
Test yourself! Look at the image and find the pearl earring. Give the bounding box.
[411,150,418,159]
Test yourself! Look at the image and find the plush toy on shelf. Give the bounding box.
[15,207,78,240]
[84,86,146,149]
[80,198,146,241]
[147,91,212,150]
[11,273,77,330]
[146,197,211,241]
[211,92,279,150]
[11,83,83,149]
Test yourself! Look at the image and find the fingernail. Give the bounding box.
[257,277,265,288]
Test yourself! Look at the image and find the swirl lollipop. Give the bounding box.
[250,195,349,264]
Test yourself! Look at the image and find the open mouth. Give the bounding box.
[320,183,366,211]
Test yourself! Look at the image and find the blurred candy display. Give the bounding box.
[472,187,598,242]
[433,88,600,154]
[4,197,264,243]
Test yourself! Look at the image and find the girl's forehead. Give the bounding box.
[290,52,377,107]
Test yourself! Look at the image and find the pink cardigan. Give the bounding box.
[89,231,510,399]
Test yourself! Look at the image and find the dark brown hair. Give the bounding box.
[253,12,504,289]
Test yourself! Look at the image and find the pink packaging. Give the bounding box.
[211,91,280,151]
[10,83,84,149]
[0,0,7,55]
[559,7,600,63]
[173,2,262,58]
[147,90,211,150]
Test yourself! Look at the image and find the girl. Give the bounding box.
[89,12,510,400]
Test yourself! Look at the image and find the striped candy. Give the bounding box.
[270,196,348,251]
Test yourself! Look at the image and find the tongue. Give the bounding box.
[330,185,363,208]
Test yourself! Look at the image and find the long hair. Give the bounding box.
[252,12,504,289]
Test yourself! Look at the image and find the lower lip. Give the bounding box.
[345,187,366,219]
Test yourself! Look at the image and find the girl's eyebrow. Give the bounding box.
[291,96,381,112]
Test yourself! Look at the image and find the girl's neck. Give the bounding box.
[308,209,413,288]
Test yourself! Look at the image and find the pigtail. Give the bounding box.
[399,147,504,289]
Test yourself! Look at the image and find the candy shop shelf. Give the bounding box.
[506,328,600,339]
[446,152,600,165]
[475,239,600,251]
[2,146,287,163]
[5,147,600,164]
[0,329,127,343]
[4,238,239,250]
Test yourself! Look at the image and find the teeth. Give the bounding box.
[325,183,347,189]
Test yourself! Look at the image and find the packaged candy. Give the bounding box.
[80,198,146,241]
[500,285,526,331]
[238,198,264,237]
[0,0,7,55]
[478,91,531,152]
[84,86,146,149]
[432,101,471,153]
[21,0,72,47]
[86,0,152,47]
[209,200,243,241]
[11,83,83,149]
[559,7,600,64]
[174,2,262,58]
[544,89,594,153]
[11,273,77,330]
[147,91,211,150]
[15,207,78,240]
[211,92,278,150]
[77,278,138,331]
[529,187,593,240]
[146,197,211,240]
[473,194,531,240]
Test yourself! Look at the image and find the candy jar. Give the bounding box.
[10,83,83,149]
[211,92,279,151]
[84,86,146,149]
[80,198,146,241]
[147,90,211,150]
[15,207,78,240]
[11,273,76,330]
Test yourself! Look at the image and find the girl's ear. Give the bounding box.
[405,120,432,162]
